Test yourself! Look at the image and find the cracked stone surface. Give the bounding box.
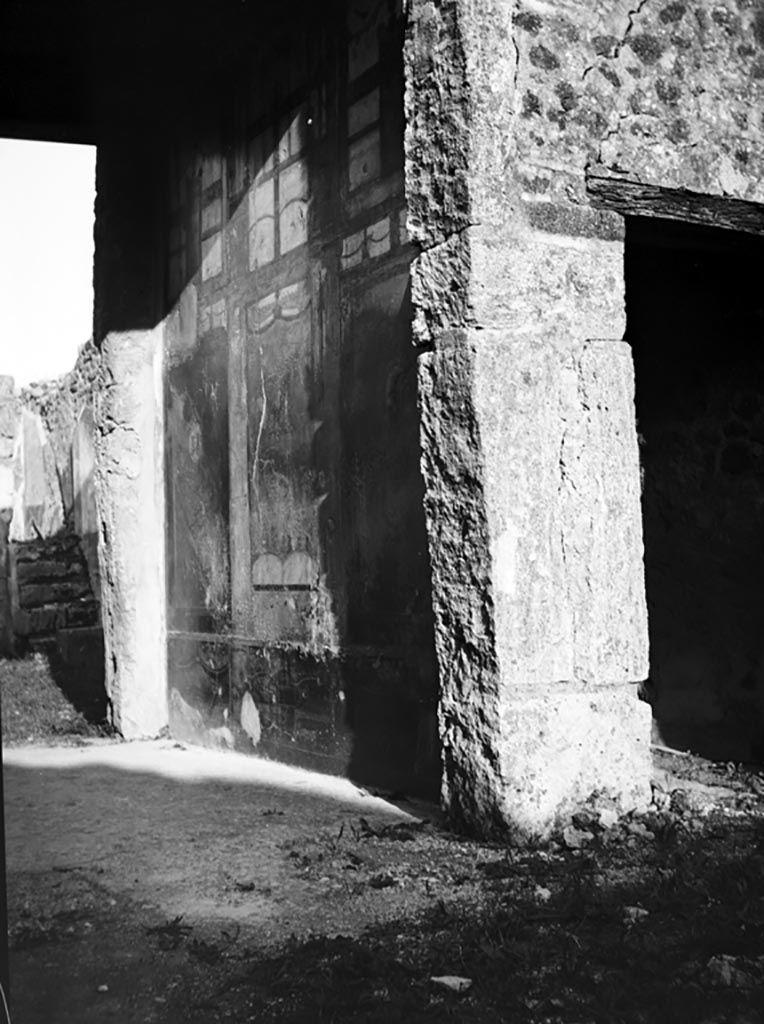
[510,0,764,203]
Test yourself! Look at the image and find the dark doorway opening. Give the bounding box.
[626,215,764,762]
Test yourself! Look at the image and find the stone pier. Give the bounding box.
[404,0,652,834]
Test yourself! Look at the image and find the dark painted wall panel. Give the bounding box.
[164,0,439,797]
[166,329,230,632]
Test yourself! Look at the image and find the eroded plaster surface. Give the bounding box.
[95,329,167,737]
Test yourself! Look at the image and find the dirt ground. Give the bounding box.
[4,739,441,1022]
[3,736,764,1024]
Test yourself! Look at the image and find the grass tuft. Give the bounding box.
[0,652,111,744]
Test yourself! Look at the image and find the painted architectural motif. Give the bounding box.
[164,0,438,795]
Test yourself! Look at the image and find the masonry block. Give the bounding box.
[498,688,652,833]
[474,333,648,689]
[419,329,650,836]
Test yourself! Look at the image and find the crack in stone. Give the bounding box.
[581,0,651,82]
[584,99,640,179]
[597,110,633,167]
[412,219,480,257]
[614,0,652,62]
[580,0,652,173]
[511,0,521,103]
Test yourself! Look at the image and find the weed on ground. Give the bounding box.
[0,653,111,744]
[171,762,764,1024]
[4,663,764,1023]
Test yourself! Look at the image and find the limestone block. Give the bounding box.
[559,341,649,683]
[417,338,505,832]
[410,233,473,345]
[473,333,649,688]
[410,225,625,347]
[470,226,625,342]
[404,0,518,248]
[498,688,652,835]
[403,0,472,249]
[418,329,650,835]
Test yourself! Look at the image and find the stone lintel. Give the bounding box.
[587,172,764,238]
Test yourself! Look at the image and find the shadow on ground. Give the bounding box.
[3,741,764,1023]
[189,815,764,1023]
[1,649,110,744]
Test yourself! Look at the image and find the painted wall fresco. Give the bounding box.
[164,0,439,795]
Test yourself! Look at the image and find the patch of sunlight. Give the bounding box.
[3,739,415,818]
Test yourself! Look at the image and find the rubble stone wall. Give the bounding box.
[0,344,102,653]
[10,533,98,639]
[21,340,101,520]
